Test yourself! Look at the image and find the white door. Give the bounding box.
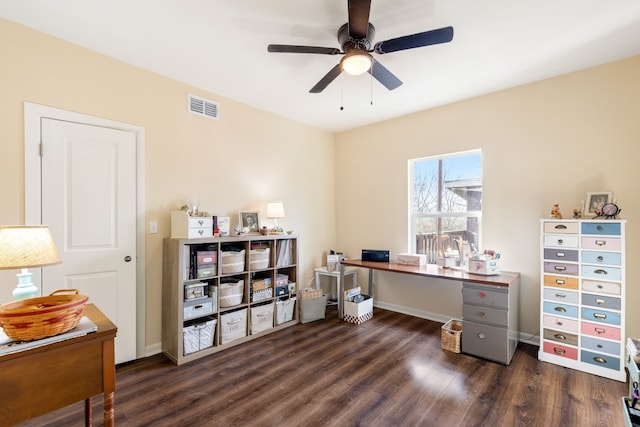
[41,118,137,364]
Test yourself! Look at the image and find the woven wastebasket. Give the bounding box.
[441,319,462,353]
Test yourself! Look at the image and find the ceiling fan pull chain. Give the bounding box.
[340,75,344,111]
[370,70,374,106]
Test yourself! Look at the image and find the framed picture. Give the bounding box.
[239,211,260,233]
[585,192,612,215]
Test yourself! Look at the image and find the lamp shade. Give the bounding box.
[341,51,373,76]
[266,202,285,219]
[0,226,61,270]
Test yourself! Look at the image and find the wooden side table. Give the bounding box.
[0,304,117,426]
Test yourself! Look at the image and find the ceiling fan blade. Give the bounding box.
[310,63,343,93]
[374,26,454,54]
[368,60,402,90]
[268,44,341,55]
[348,0,371,39]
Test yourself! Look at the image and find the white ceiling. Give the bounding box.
[2,0,640,133]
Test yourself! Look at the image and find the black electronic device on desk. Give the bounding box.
[362,249,390,262]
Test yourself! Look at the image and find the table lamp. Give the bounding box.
[0,225,61,300]
[266,202,285,231]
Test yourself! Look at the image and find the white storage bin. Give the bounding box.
[249,248,270,270]
[183,318,216,355]
[220,308,247,344]
[343,295,373,325]
[183,297,214,321]
[219,279,244,307]
[221,249,246,274]
[250,302,274,334]
[275,297,296,325]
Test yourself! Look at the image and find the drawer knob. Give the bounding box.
[553,347,566,355]
[555,224,567,230]
[596,298,605,305]
[554,306,566,313]
[595,240,606,247]
[554,333,567,341]
[555,320,564,326]
[554,266,566,272]
[555,293,566,298]
[556,252,565,257]
[596,256,604,262]
[593,313,607,320]
[593,356,607,364]
[597,225,604,231]
[557,239,564,245]
[595,327,605,334]
[594,269,607,275]
[555,279,565,285]
[479,311,487,318]
[477,333,486,339]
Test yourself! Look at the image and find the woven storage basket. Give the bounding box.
[219,280,244,307]
[249,248,270,270]
[441,319,462,353]
[221,250,245,274]
[0,289,88,341]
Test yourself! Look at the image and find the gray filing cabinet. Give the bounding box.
[461,281,520,365]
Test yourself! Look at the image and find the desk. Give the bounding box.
[340,260,521,364]
[314,266,358,302]
[0,304,117,426]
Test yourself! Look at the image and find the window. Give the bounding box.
[409,150,482,263]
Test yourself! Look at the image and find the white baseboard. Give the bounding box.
[373,301,540,348]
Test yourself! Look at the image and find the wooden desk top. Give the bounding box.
[341,259,520,287]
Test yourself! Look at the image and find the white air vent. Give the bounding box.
[188,94,219,120]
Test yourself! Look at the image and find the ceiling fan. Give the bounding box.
[267,0,454,93]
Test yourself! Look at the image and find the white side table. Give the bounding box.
[314,266,358,303]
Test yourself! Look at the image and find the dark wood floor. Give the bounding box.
[17,307,627,427]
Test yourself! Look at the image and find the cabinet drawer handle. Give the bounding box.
[553,347,566,355]
[477,333,486,339]
[593,356,607,364]
[198,229,204,236]
[554,306,566,313]
[555,320,564,326]
[596,256,604,262]
[555,293,566,298]
[596,225,604,231]
[556,252,565,257]
[555,224,567,230]
[556,239,564,245]
[596,284,604,289]
[595,298,605,305]
[555,279,565,285]
[554,266,566,272]
[595,240,606,246]
[595,327,606,334]
[554,333,567,341]
[594,269,608,275]
[479,311,487,318]
[593,313,607,320]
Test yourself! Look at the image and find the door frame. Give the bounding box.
[24,102,146,360]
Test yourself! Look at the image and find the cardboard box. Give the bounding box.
[343,294,373,324]
[397,253,426,266]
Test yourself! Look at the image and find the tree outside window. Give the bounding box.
[409,150,482,263]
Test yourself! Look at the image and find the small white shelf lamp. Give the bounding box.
[266,202,285,231]
[0,225,61,300]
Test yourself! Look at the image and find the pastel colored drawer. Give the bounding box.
[543,301,578,318]
[543,287,578,304]
[581,279,620,296]
[581,222,621,236]
[581,236,621,251]
[581,251,621,266]
[543,222,579,234]
[582,308,620,325]
[543,314,579,332]
[581,349,620,371]
[543,275,579,290]
[543,248,579,262]
[543,328,578,346]
[582,293,621,311]
[582,336,620,355]
[581,265,622,281]
[581,321,621,340]
[543,234,579,248]
[543,340,578,360]
[544,262,579,276]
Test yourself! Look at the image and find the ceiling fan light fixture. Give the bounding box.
[341,51,372,76]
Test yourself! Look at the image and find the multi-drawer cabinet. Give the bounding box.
[162,234,299,365]
[461,281,519,365]
[539,219,626,381]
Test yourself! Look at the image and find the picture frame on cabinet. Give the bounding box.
[586,192,612,215]
[239,211,260,234]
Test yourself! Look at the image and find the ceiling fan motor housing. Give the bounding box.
[338,22,375,53]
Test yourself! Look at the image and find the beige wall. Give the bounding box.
[2,16,639,352]
[0,19,336,350]
[335,55,640,340]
